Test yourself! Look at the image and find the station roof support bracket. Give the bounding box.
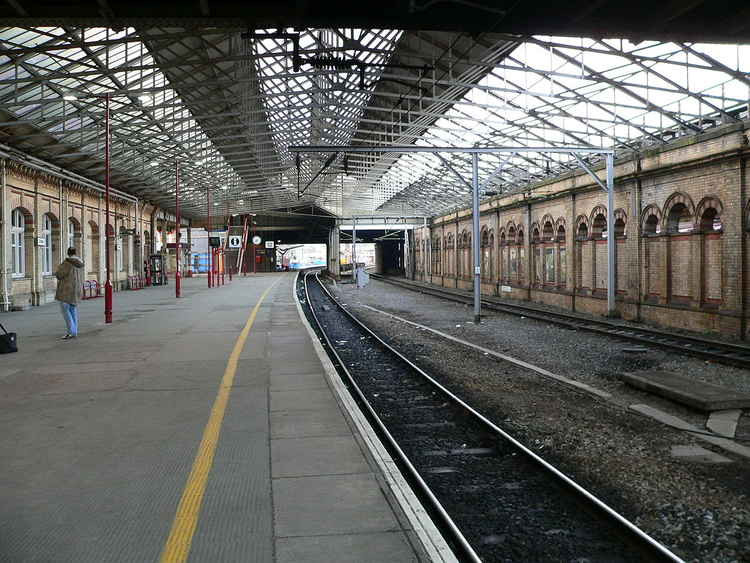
[573,153,607,192]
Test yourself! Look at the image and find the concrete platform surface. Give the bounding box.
[622,370,750,411]
[0,274,422,562]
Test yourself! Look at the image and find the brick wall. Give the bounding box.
[416,122,750,338]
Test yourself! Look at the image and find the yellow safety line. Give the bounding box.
[160,278,280,563]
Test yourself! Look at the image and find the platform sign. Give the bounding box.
[252,235,262,245]
[265,240,275,249]
[228,235,242,248]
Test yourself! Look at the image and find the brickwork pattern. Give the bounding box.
[411,123,750,337]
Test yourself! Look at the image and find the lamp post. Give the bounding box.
[175,159,181,298]
[64,90,151,323]
[252,219,257,274]
[207,186,212,288]
[104,93,112,323]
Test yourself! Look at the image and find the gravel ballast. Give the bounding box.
[329,277,750,563]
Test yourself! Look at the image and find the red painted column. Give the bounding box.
[252,220,257,275]
[207,187,212,288]
[104,93,113,323]
[175,159,181,298]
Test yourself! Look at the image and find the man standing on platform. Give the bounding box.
[54,247,85,340]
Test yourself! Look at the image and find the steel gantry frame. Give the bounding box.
[290,144,617,321]
[0,27,748,221]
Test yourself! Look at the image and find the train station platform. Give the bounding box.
[0,274,432,562]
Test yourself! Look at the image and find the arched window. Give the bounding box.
[576,222,588,240]
[481,228,492,281]
[432,237,441,275]
[143,230,151,256]
[592,213,607,239]
[667,203,692,233]
[445,233,455,276]
[68,218,76,250]
[542,221,554,241]
[698,200,723,304]
[118,226,127,272]
[643,214,660,235]
[556,223,566,287]
[88,221,100,277]
[42,214,54,275]
[67,217,82,254]
[700,207,722,232]
[11,208,26,277]
[531,224,542,283]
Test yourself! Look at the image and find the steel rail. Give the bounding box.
[307,271,683,562]
[370,274,750,369]
[301,271,480,563]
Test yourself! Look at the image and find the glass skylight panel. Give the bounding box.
[0,26,251,214]
[375,34,750,214]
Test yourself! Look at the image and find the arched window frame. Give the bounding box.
[663,192,696,234]
[613,209,628,238]
[555,218,567,288]
[117,226,127,272]
[590,206,608,240]
[696,196,724,234]
[11,208,26,277]
[575,215,589,240]
[68,218,76,250]
[42,213,54,275]
[641,205,662,236]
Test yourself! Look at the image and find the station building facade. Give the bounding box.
[0,151,183,311]
[412,121,750,339]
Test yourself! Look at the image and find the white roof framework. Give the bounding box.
[0,27,748,219]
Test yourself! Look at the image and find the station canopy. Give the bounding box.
[0,25,749,218]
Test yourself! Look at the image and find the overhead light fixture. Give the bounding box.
[222,185,229,190]
[238,199,245,204]
[149,161,159,167]
[63,94,77,101]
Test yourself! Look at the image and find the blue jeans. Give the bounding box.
[60,302,79,336]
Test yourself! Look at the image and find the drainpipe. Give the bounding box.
[0,159,10,311]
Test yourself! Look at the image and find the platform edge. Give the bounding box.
[293,272,457,563]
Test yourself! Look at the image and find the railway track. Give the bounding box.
[300,271,683,562]
[370,273,750,369]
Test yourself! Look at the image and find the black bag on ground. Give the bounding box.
[0,323,18,354]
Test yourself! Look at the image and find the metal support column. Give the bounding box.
[606,153,616,316]
[472,152,481,323]
[352,218,357,272]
